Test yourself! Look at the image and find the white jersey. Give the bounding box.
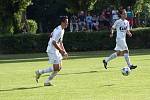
[112,19,130,40]
[46,25,64,53]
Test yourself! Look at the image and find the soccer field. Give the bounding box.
[0,49,150,100]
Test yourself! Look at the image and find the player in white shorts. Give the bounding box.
[35,16,68,86]
[103,9,137,70]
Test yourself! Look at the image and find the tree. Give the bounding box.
[134,0,150,26]
[65,0,98,13]
[27,0,69,32]
[27,0,98,32]
[0,0,32,34]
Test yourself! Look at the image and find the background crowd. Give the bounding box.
[70,6,134,32]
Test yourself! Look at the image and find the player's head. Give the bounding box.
[60,16,68,29]
[119,9,127,19]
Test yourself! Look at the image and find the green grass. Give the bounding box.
[0,49,150,100]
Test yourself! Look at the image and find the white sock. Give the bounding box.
[105,53,117,62]
[39,66,54,74]
[45,71,58,83]
[124,53,131,67]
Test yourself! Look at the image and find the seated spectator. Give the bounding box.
[86,12,93,32]
[70,14,78,32]
[99,10,110,30]
[78,11,86,31]
[105,7,112,25]
[111,7,119,25]
[126,6,134,29]
[92,15,99,31]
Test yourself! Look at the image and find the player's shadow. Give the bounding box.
[59,70,100,75]
[0,86,43,92]
[42,70,102,77]
[103,84,115,87]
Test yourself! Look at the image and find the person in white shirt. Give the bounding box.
[35,16,68,86]
[103,9,137,70]
[111,7,119,24]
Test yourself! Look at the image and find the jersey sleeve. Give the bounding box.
[112,20,118,29]
[52,28,61,42]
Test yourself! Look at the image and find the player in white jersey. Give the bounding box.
[103,9,137,70]
[35,16,68,86]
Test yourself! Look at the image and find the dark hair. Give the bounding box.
[119,9,126,14]
[118,9,126,17]
[60,16,68,23]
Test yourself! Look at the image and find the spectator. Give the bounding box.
[70,14,78,32]
[86,12,93,32]
[111,7,119,25]
[99,10,110,30]
[126,6,134,29]
[78,11,86,31]
[92,15,99,31]
[105,7,112,25]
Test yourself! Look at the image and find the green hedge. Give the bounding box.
[0,28,150,54]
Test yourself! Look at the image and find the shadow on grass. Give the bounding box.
[0,86,43,92]
[0,58,48,64]
[58,70,99,75]
[98,84,115,88]
[0,49,150,64]
[103,84,115,87]
[42,70,108,78]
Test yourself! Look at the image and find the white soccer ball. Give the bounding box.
[121,67,131,76]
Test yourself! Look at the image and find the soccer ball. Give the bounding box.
[121,67,131,76]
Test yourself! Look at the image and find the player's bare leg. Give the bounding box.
[44,63,62,86]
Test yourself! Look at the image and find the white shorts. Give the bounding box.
[114,39,128,51]
[47,52,63,64]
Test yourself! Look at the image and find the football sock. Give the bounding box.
[45,71,58,83]
[105,52,117,62]
[39,66,54,74]
[124,53,131,67]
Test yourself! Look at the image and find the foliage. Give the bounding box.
[65,0,98,13]
[0,0,150,34]
[27,19,38,34]
[0,27,150,54]
[0,0,32,34]
[27,0,69,32]
[134,0,150,26]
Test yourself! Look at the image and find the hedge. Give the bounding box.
[0,27,150,54]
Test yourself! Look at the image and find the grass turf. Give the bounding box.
[0,49,150,100]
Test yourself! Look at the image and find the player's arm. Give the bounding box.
[52,41,65,55]
[60,42,68,58]
[127,30,132,37]
[51,29,65,55]
[110,27,115,38]
[126,21,132,37]
[110,20,117,38]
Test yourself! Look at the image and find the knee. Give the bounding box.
[124,50,129,54]
[117,52,121,56]
[117,51,124,56]
[53,66,62,71]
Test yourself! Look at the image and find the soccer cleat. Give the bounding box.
[35,70,41,83]
[103,60,107,69]
[129,65,137,70]
[44,82,53,86]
